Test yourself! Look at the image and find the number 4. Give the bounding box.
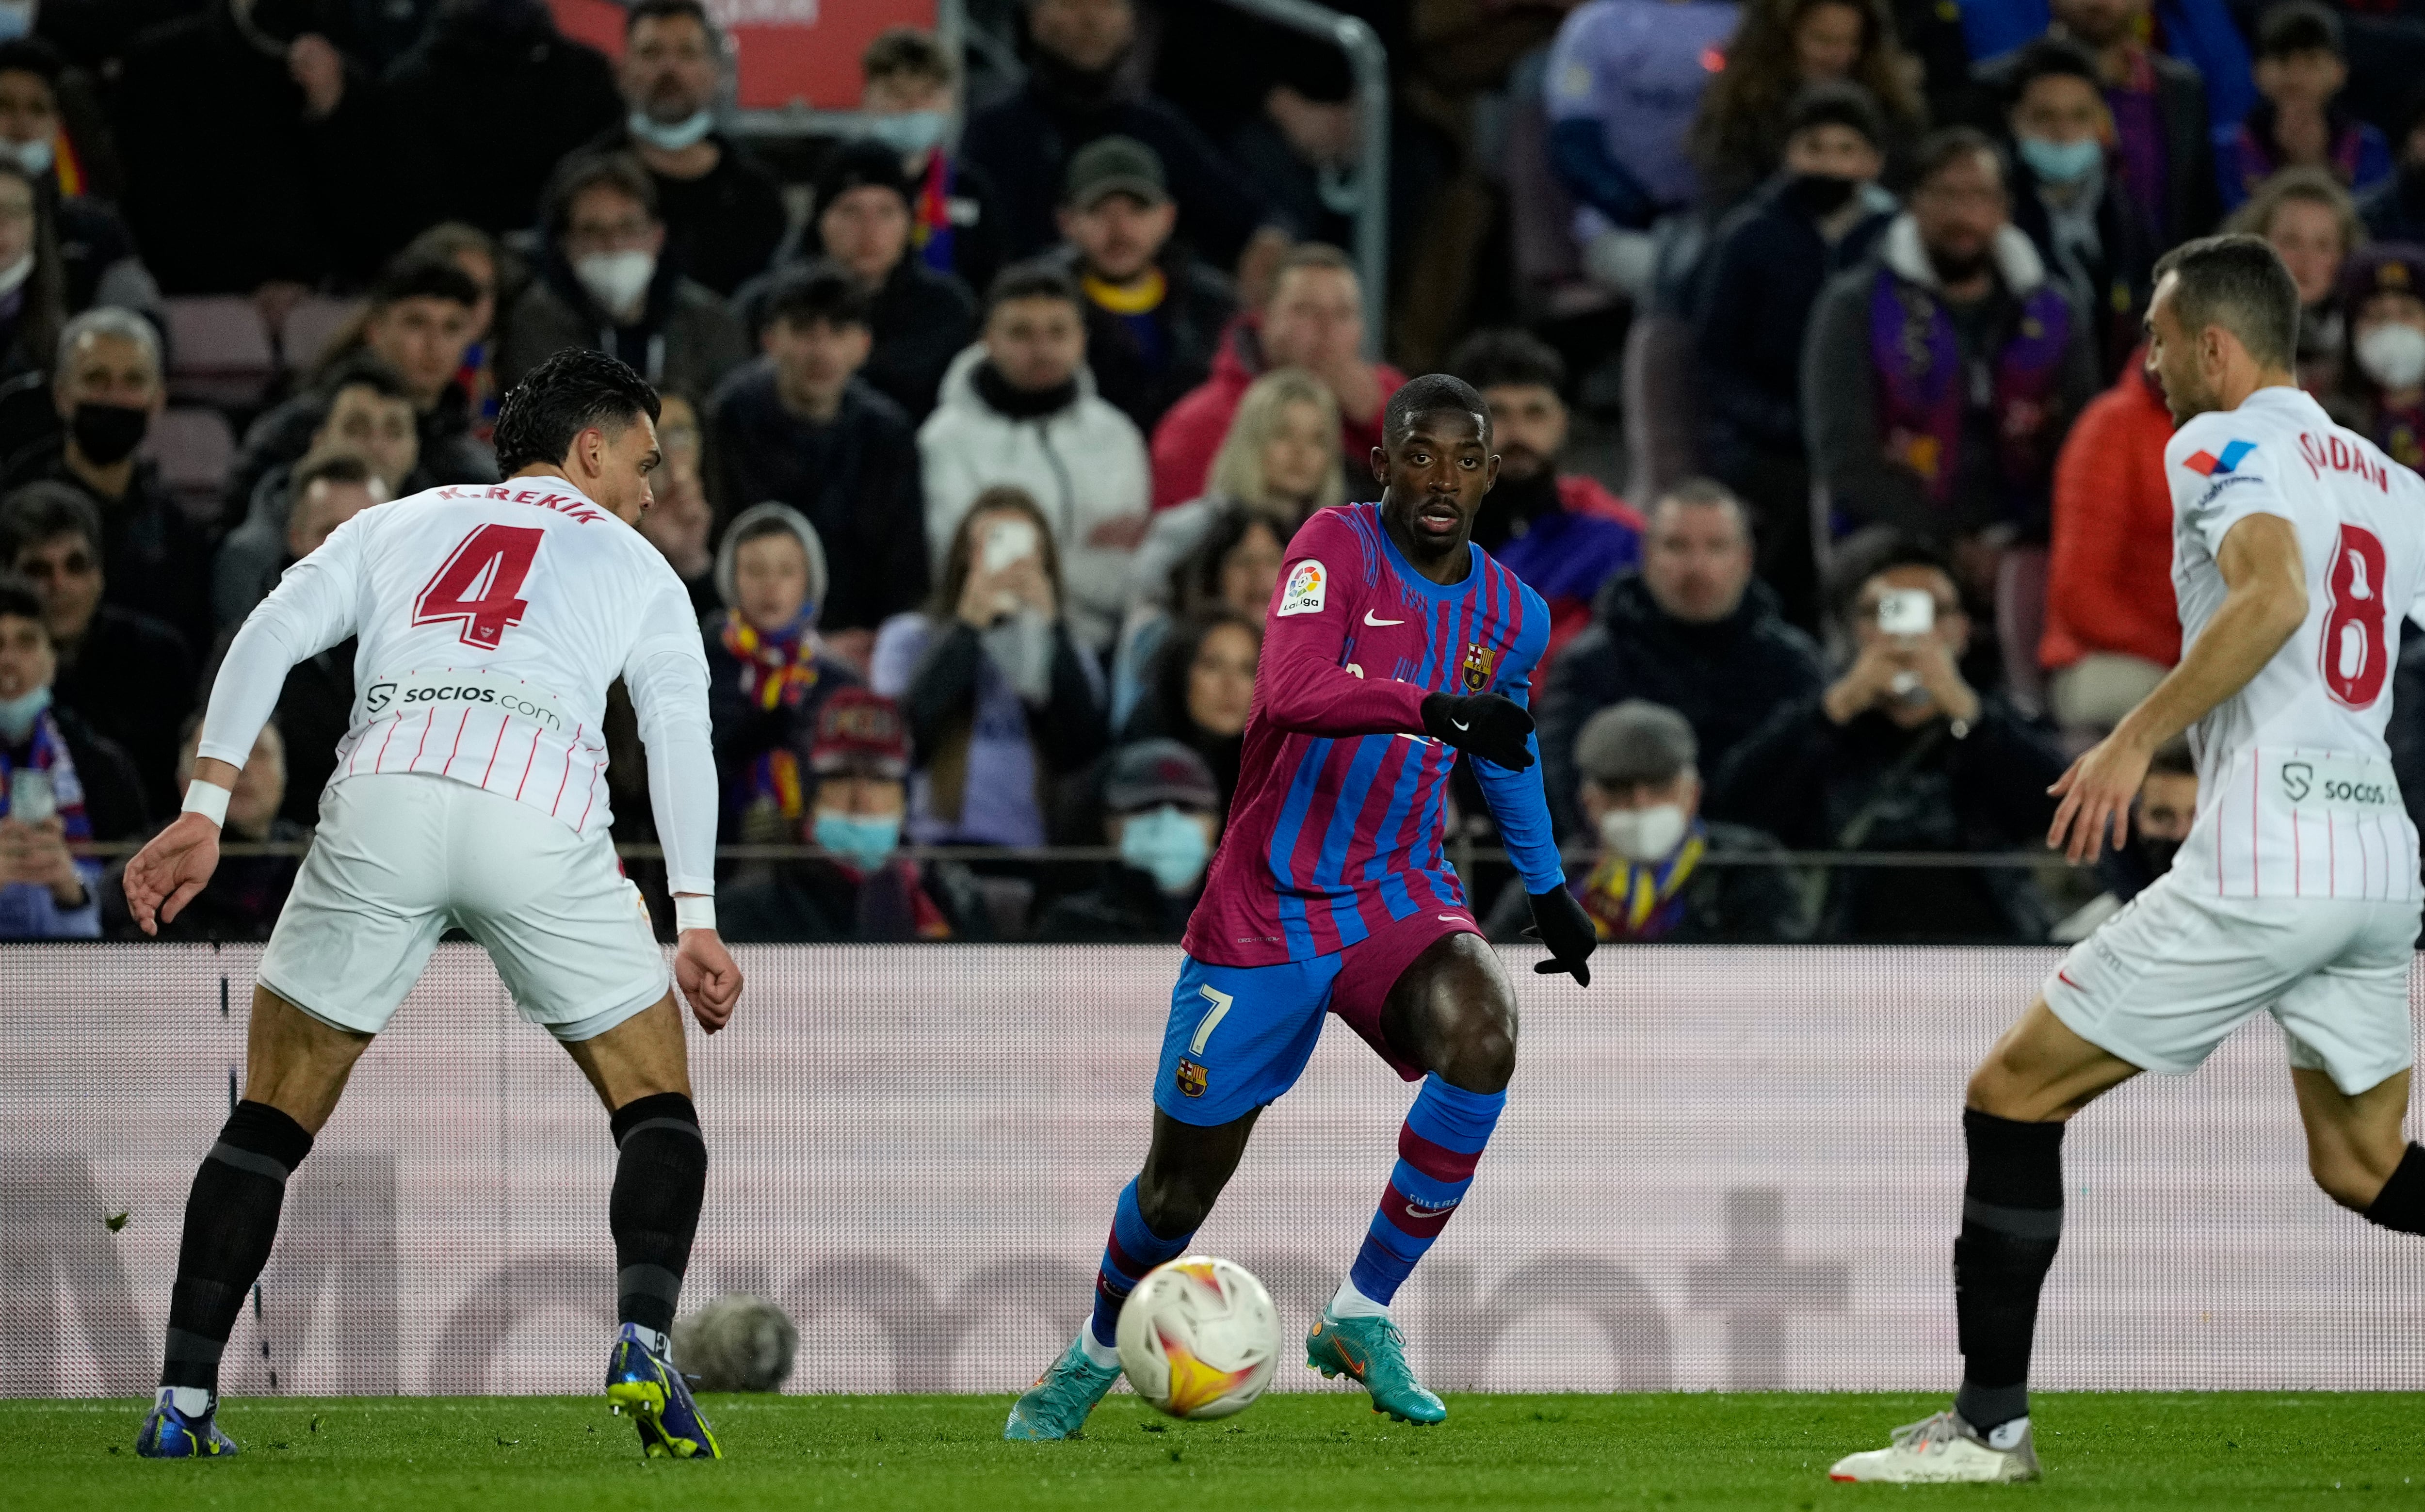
[414,523,545,649]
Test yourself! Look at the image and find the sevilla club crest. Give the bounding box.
[1460,643,1500,692]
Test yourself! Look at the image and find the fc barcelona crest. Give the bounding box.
[1175,1057,1208,1098]
[1460,643,1500,692]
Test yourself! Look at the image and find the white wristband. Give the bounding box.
[673,895,715,933]
[180,780,231,827]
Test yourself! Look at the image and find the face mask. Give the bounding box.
[2138,836,2180,877]
[11,136,48,176]
[69,401,148,466]
[2017,135,2101,186]
[864,110,948,157]
[0,682,48,745]
[574,249,655,316]
[1598,802,1690,862]
[2357,322,2425,391]
[813,811,901,873]
[0,2,31,44]
[627,108,713,153]
[0,251,30,298]
[1120,804,1211,893]
[1783,172,1858,217]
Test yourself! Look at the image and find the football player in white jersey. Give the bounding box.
[1835,235,2425,1484]
[122,350,742,1462]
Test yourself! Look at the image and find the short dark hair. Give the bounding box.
[1785,79,1885,150]
[1827,531,1957,626]
[1651,476,1749,528]
[1912,125,2005,191]
[984,259,1082,318]
[1170,504,1289,615]
[627,0,712,35]
[493,348,663,477]
[2148,740,2196,779]
[0,36,62,86]
[2257,0,2342,59]
[0,570,40,630]
[0,481,103,562]
[862,25,954,83]
[2006,36,2103,102]
[292,452,375,498]
[1383,373,1490,446]
[765,259,874,331]
[1449,327,1567,395]
[318,352,412,405]
[2153,232,2302,370]
[368,254,482,314]
[543,152,659,239]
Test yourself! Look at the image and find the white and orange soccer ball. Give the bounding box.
[1114,1256,1281,1420]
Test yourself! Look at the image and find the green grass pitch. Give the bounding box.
[11,1392,2424,1510]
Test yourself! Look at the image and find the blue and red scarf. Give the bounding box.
[1869,266,2071,515]
[0,707,92,843]
[1575,822,1708,942]
[720,611,822,820]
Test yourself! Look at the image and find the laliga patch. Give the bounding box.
[1277,559,1327,617]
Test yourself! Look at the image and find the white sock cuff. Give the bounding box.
[1326,1274,1390,1320]
[1076,1324,1121,1368]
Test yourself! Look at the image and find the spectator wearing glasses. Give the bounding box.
[588,0,785,297]
[500,150,747,401]
[0,482,189,816]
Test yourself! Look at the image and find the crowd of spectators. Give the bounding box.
[11,0,2425,950]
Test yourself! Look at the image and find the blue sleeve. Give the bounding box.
[1547,118,1661,230]
[1471,585,1565,894]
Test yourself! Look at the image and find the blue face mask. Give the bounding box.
[628,108,714,153]
[2017,135,2101,186]
[863,110,948,157]
[814,810,901,873]
[1120,804,1211,894]
[0,681,48,745]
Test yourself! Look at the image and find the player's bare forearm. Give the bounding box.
[2113,514,2307,758]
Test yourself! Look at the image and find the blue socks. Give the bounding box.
[1346,1076,1506,1306]
[1088,1177,1196,1349]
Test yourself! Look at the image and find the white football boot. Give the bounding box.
[1828,1410,2040,1483]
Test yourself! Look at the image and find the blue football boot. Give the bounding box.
[135,1390,239,1458]
[605,1323,723,1460]
[1003,1337,1122,1440]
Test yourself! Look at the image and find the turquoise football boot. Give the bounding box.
[1004,1337,1122,1440]
[1307,1314,1447,1425]
[605,1323,723,1460]
[135,1391,239,1458]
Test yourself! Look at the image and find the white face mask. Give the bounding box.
[2357,322,2425,391]
[628,107,713,153]
[1599,803,1690,862]
[10,136,48,176]
[574,249,655,318]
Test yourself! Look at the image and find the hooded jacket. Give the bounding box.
[1537,571,1825,838]
[916,344,1151,653]
[1148,316,1406,508]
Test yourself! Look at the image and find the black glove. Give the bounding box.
[1523,885,1597,986]
[1421,692,1536,771]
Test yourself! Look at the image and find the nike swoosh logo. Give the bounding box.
[1438,914,1463,922]
[1450,719,1470,731]
[1363,610,1405,626]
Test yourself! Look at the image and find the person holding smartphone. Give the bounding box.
[1707,534,2069,942]
[0,572,106,937]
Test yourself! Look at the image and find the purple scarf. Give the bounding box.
[0,707,92,843]
[1869,266,2071,513]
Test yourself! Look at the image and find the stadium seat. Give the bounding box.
[143,405,236,524]
[162,295,276,409]
[280,296,367,375]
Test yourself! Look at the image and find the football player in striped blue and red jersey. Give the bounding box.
[1006,374,1599,1439]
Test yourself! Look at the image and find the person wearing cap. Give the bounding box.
[706,260,926,663]
[2000,39,2159,380]
[1694,82,1897,623]
[1484,700,1805,945]
[705,502,862,845]
[1051,135,1237,436]
[1710,533,2067,942]
[2328,243,2425,469]
[1035,737,1222,942]
[582,0,785,297]
[792,139,980,424]
[721,688,992,944]
[499,151,748,402]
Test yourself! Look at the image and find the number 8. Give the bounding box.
[2322,524,2389,709]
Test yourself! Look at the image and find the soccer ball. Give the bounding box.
[1115,1255,1281,1420]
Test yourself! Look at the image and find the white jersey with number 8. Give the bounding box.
[194,478,716,895]
[2166,386,2425,901]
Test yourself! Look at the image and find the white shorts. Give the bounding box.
[2043,871,2419,1096]
[259,772,669,1041]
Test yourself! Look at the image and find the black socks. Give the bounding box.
[161,1101,314,1395]
[609,1092,707,1335]
[2364,1143,2425,1234]
[1952,1108,2064,1434]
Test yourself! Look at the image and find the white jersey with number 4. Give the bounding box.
[2166,385,2425,901]
[194,478,717,894]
